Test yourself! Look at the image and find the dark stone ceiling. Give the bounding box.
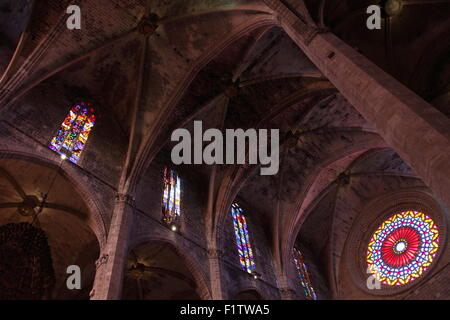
[0,1,448,299]
[303,0,450,102]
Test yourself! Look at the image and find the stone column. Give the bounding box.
[90,193,135,300]
[276,271,297,300]
[279,288,297,300]
[204,162,226,300]
[207,248,224,300]
[265,0,450,210]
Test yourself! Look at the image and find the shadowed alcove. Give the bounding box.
[122,241,203,300]
[0,158,100,299]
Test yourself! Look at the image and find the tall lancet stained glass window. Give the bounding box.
[162,167,181,225]
[231,203,256,274]
[293,247,317,300]
[49,102,96,164]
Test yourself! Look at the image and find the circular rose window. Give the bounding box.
[367,211,439,286]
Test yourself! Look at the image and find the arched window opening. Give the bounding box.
[231,203,256,274]
[49,102,96,164]
[293,247,317,300]
[162,167,181,228]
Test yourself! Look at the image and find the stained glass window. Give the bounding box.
[49,102,96,164]
[231,203,256,274]
[367,211,439,286]
[162,167,181,225]
[293,247,317,300]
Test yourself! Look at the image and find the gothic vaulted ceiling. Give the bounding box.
[0,0,449,300]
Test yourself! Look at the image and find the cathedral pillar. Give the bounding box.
[279,288,297,300]
[207,248,224,300]
[204,163,226,300]
[266,0,450,210]
[276,271,297,300]
[90,193,135,300]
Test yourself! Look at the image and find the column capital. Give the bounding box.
[263,0,321,46]
[207,248,224,259]
[279,287,297,299]
[95,253,109,270]
[115,193,135,206]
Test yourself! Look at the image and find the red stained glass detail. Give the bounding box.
[381,227,420,268]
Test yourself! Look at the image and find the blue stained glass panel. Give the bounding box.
[231,203,256,273]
